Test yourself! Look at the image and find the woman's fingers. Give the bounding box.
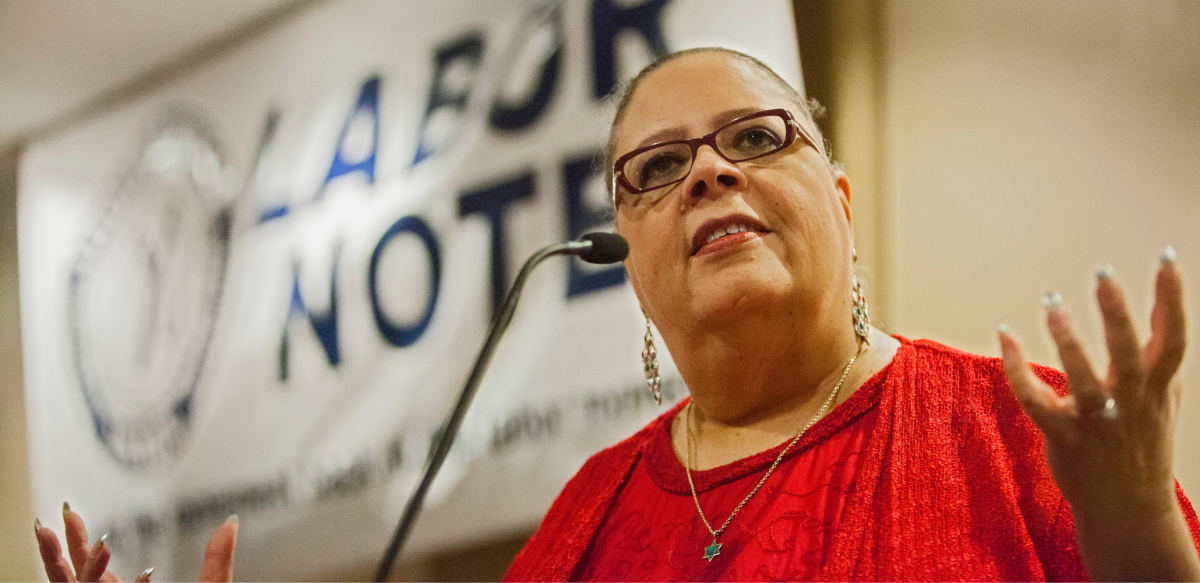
[35,521,79,583]
[198,515,239,583]
[77,534,111,582]
[1146,251,1186,391]
[62,503,93,576]
[62,503,122,582]
[1095,266,1147,395]
[1042,295,1107,412]
[999,325,1074,440]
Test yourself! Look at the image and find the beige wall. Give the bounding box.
[862,1,1200,491]
[1,144,37,581]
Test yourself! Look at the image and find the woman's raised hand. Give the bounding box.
[999,248,1200,580]
[34,503,238,583]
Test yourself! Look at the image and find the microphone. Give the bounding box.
[576,232,629,264]
[374,232,629,582]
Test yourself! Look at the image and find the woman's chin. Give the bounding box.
[687,269,791,324]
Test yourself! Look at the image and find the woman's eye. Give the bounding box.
[733,127,781,153]
[639,153,686,184]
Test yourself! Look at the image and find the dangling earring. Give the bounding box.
[852,249,871,345]
[641,316,662,405]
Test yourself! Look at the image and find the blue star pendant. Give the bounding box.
[703,540,722,561]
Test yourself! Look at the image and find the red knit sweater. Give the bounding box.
[505,338,1200,581]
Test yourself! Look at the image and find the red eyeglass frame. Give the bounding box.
[610,108,820,204]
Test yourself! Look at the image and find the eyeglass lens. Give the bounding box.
[623,113,790,192]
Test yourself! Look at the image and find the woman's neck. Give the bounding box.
[670,326,899,471]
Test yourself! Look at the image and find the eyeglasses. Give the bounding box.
[611,108,818,207]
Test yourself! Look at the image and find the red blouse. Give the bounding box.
[577,369,885,581]
[508,339,1200,581]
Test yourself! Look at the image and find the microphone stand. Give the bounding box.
[373,240,595,581]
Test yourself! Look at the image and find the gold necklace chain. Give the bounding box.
[684,346,864,562]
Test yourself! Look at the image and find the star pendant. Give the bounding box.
[703,540,722,561]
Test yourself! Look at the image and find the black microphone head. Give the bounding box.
[578,232,629,264]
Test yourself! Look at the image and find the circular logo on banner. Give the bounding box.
[69,109,237,470]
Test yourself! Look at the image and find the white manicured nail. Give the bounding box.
[1042,292,1063,309]
[1095,264,1114,280]
[1161,245,1177,264]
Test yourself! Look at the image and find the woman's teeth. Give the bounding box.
[705,224,750,245]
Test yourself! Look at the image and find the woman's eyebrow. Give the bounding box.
[713,106,763,125]
[636,127,688,149]
[632,107,770,149]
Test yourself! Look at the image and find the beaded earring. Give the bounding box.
[641,316,662,405]
[851,249,871,345]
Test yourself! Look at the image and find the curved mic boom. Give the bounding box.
[374,232,629,581]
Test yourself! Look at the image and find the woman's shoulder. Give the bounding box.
[898,336,1069,397]
[577,398,687,473]
[504,400,688,581]
[531,400,686,525]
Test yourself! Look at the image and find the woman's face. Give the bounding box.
[614,52,854,337]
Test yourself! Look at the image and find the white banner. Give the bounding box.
[18,0,801,579]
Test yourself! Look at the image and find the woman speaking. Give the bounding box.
[35,48,1200,581]
[503,48,1200,581]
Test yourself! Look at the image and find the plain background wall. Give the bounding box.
[876,0,1200,493]
[1,144,37,581]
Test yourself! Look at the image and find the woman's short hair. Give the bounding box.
[603,47,836,203]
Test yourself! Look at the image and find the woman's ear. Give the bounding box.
[834,170,853,223]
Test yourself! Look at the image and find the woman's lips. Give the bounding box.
[690,214,769,256]
[693,230,763,257]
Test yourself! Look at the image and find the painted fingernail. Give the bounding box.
[140,567,154,579]
[35,517,42,534]
[1095,264,1114,280]
[997,322,1009,334]
[225,514,239,526]
[1162,245,1177,264]
[1042,292,1063,309]
[62,501,70,514]
[96,533,108,548]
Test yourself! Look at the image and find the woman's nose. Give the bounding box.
[683,145,745,201]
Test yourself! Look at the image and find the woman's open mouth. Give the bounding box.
[691,215,768,257]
